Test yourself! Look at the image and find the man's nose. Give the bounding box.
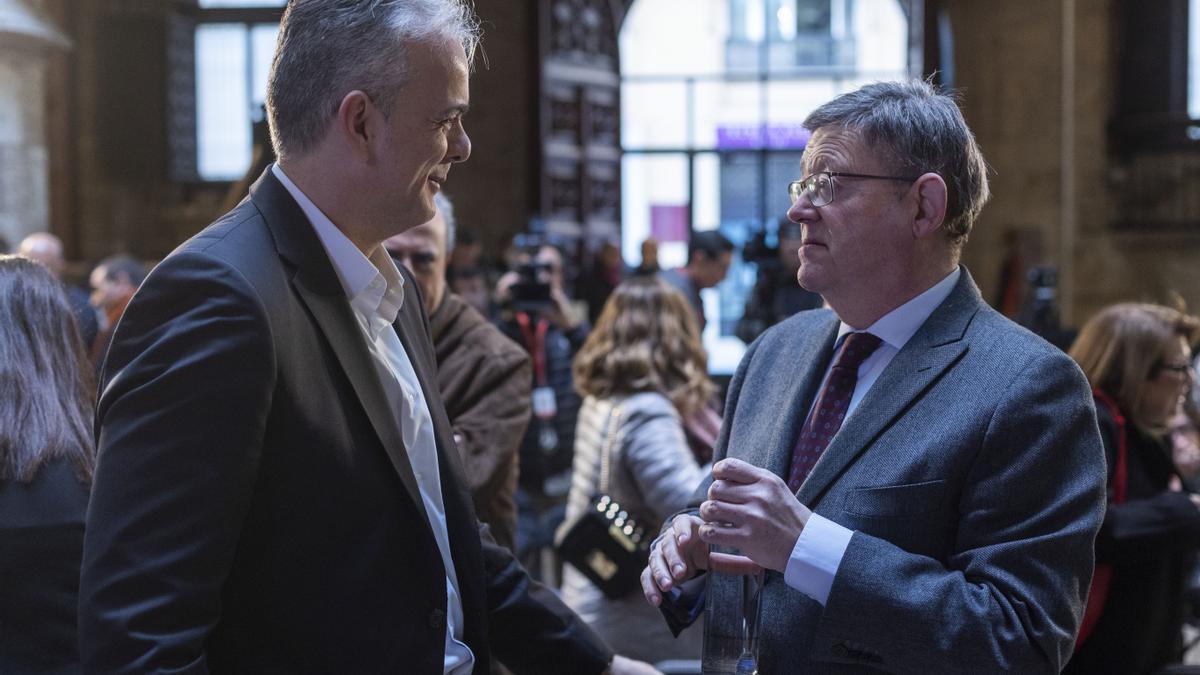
[448,123,471,163]
[787,194,818,224]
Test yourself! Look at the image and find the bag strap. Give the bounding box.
[597,401,624,494]
[1092,388,1128,504]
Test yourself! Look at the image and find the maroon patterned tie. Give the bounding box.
[787,332,883,492]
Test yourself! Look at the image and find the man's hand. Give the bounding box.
[603,654,662,674]
[640,513,759,607]
[698,458,812,572]
[545,286,578,331]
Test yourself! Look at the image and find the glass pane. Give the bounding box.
[196,23,249,180]
[851,0,909,75]
[621,0,732,77]
[621,153,689,270]
[693,152,721,230]
[199,0,285,7]
[621,81,688,148]
[694,80,763,149]
[765,152,804,222]
[764,78,838,128]
[251,24,279,112]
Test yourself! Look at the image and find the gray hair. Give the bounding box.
[266,0,482,161]
[803,79,990,244]
[434,191,456,252]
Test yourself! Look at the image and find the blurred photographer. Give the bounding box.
[496,240,590,582]
[735,219,824,345]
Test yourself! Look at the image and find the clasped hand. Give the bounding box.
[640,458,811,607]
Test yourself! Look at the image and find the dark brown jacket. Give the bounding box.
[430,292,531,551]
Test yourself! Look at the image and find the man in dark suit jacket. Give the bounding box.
[642,80,1107,671]
[79,2,653,673]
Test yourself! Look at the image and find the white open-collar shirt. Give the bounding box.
[273,164,474,674]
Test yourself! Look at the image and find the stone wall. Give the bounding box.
[951,0,1200,328]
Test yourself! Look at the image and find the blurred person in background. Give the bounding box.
[579,240,624,325]
[386,193,531,551]
[1067,302,1200,674]
[629,237,659,277]
[659,231,733,332]
[18,232,99,350]
[0,256,95,673]
[496,242,589,582]
[559,275,710,663]
[87,254,146,369]
[450,266,494,319]
[735,219,823,345]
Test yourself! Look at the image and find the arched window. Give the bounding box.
[619,0,910,373]
[182,0,285,182]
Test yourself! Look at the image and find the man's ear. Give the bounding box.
[911,172,948,240]
[335,90,374,160]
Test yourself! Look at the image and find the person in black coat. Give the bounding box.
[77,3,653,673]
[0,255,95,674]
[1068,302,1200,674]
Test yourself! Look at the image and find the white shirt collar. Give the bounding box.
[271,164,405,334]
[836,267,961,350]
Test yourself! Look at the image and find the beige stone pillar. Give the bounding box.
[0,0,68,249]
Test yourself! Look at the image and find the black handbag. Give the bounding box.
[556,403,654,599]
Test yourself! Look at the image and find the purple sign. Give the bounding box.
[716,124,810,150]
[650,204,689,243]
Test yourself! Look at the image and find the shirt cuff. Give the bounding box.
[783,513,854,606]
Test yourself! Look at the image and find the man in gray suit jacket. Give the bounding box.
[641,80,1107,672]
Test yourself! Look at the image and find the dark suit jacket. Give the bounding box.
[668,269,1106,673]
[0,457,89,675]
[79,170,611,674]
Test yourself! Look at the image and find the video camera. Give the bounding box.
[505,224,558,314]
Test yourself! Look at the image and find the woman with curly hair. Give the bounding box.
[558,275,711,662]
[1067,302,1200,674]
[0,255,96,672]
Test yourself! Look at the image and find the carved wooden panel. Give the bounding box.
[538,0,624,257]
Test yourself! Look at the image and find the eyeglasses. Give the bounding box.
[1154,361,1195,378]
[788,171,922,207]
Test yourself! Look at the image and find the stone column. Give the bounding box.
[0,0,68,250]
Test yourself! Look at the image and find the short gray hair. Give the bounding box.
[267,0,482,161]
[803,79,990,244]
[434,192,456,252]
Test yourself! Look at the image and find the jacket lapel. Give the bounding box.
[249,169,432,530]
[796,269,982,506]
[764,316,840,479]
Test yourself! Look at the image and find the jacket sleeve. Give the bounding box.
[1092,410,1200,564]
[480,535,614,674]
[79,252,274,674]
[620,399,707,521]
[448,345,531,502]
[815,350,1107,673]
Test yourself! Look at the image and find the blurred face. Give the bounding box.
[777,222,803,272]
[786,128,913,304]
[374,37,471,232]
[452,275,490,316]
[385,211,447,315]
[1141,335,1194,427]
[90,266,133,312]
[535,246,564,291]
[691,250,732,289]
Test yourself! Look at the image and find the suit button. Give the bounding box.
[428,608,445,629]
[832,644,849,658]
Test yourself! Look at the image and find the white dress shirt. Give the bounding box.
[273,164,474,674]
[784,267,961,605]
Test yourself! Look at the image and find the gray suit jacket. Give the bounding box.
[672,268,1105,673]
